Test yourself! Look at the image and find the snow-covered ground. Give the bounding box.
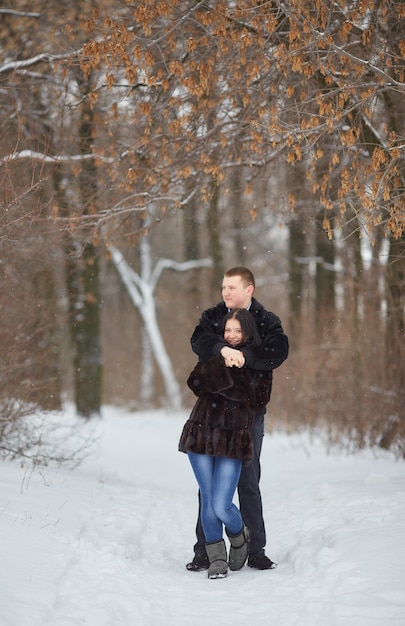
[1,406,404,626]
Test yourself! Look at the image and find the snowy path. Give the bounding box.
[1,408,404,626]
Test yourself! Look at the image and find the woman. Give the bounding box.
[179,309,272,579]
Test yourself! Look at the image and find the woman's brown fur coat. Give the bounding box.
[178,356,272,462]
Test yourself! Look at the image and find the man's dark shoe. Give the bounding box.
[248,552,277,570]
[186,552,209,572]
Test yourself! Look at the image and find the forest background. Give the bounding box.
[1,0,404,463]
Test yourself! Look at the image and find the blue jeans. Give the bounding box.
[193,412,266,556]
[187,452,243,543]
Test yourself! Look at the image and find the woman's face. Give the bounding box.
[224,318,244,347]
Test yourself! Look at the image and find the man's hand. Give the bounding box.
[220,346,245,368]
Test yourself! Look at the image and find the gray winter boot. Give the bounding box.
[226,525,250,571]
[205,539,228,579]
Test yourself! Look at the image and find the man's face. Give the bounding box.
[221,275,254,309]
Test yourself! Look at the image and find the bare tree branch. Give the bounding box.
[0,50,82,75]
[0,150,113,166]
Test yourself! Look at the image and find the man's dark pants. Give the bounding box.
[193,412,266,557]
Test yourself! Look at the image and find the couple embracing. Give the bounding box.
[179,267,289,579]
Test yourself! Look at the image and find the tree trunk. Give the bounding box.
[184,189,200,261]
[231,168,248,266]
[110,246,183,410]
[67,71,102,417]
[69,243,102,417]
[183,186,201,302]
[315,226,336,336]
[288,216,306,336]
[384,233,405,434]
[207,182,224,289]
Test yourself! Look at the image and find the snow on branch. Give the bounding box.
[150,258,213,291]
[330,43,405,90]
[110,246,213,410]
[0,150,113,167]
[109,247,144,307]
[0,9,41,17]
[0,49,82,75]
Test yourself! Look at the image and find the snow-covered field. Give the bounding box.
[1,406,404,626]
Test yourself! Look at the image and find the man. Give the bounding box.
[186,266,289,571]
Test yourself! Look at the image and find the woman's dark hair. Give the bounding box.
[222,308,262,347]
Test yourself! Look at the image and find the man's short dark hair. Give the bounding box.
[224,267,255,288]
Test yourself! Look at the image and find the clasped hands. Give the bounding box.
[220,346,245,368]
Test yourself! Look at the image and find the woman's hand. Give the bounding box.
[220,346,245,368]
